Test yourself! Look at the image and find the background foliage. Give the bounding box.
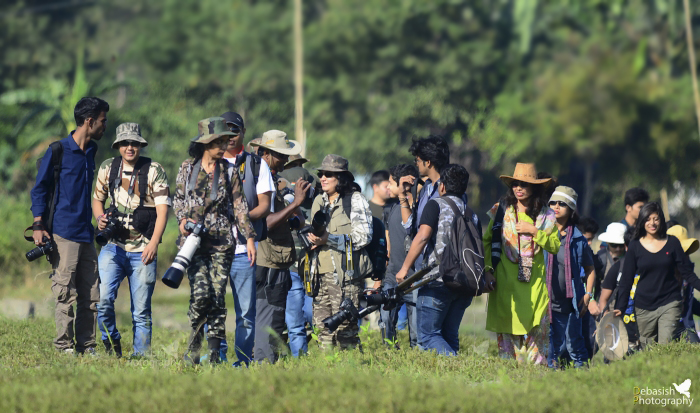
[2,0,700,280]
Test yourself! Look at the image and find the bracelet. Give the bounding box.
[401,205,411,209]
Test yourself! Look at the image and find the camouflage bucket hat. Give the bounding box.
[191,117,236,144]
[317,154,354,180]
[112,123,148,149]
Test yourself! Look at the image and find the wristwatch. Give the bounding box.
[484,265,494,273]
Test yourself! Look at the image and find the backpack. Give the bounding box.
[235,152,267,242]
[438,196,486,296]
[35,141,64,234]
[342,192,388,281]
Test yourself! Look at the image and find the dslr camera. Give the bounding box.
[26,237,55,262]
[95,207,126,246]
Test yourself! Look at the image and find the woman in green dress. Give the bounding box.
[483,163,560,365]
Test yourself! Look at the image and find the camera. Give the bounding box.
[322,297,363,332]
[162,221,207,289]
[26,237,54,262]
[361,287,401,311]
[95,214,125,247]
[298,209,329,251]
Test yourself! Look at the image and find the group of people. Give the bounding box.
[29,97,700,368]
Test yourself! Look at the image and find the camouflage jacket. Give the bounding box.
[425,195,479,283]
[173,158,255,252]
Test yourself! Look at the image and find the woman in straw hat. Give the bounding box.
[483,163,561,364]
[306,154,373,349]
[172,117,256,364]
[545,186,596,368]
[615,202,700,346]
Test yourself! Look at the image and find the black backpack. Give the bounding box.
[438,197,486,296]
[35,141,64,234]
[342,193,388,281]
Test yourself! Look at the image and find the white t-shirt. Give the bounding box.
[224,153,275,254]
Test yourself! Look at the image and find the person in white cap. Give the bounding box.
[596,222,628,284]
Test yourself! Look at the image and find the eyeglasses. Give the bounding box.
[548,201,568,208]
[511,180,531,189]
[119,141,141,148]
[317,171,337,179]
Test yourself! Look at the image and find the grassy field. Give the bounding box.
[0,314,698,413]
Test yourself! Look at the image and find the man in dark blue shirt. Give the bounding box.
[31,97,109,354]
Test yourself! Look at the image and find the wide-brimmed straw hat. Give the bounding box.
[317,154,354,181]
[500,163,552,187]
[667,225,700,255]
[112,123,148,149]
[191,117,237,144]
[250,130,301,156]
[596,312,629,361]
[598,223,627,245]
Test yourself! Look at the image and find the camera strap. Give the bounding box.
[344,236,354,279]
[187,160,221,202]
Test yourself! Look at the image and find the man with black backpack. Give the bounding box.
[92,123,171,357]
[219,111,274,366]
[395,165,485,355]
[30,97,109,355]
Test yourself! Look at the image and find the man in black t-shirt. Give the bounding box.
[372,164,419,347]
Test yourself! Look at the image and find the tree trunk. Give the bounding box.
[582,160,594,217]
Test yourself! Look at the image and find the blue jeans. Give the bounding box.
[397,304,408,330]
[416,284,472,355]
[97,243,156,356]
[286,271,313,357]
[222,253,256,366]
[549,310,587,368]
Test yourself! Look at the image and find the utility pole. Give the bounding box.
[294,0,306,155]
[684,0,700,141]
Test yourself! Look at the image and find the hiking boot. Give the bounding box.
[103,339,123,358]
[207,338,221,365]
[184,328,204,365]
[79,347,99,357]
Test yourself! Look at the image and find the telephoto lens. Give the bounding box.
[322,297,361,332]
[162,222,205,289]
[25,238,54,262]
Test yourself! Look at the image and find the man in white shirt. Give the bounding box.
[220,111,274,366]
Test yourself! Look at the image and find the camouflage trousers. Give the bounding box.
[312,272,362,349]
[186,249,233,340]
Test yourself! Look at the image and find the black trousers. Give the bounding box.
[254,266,292,363]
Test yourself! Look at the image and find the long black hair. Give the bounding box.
[504,183,550,222]
[188,142,205,161]
[633,202,667,240]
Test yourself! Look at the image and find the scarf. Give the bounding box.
[546,225,573,320]
[488,203,557,264]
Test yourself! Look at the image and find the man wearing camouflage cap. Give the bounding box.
[249,130,311,363]
[93,122,171,357]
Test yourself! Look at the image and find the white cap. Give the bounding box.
[598,222,627,245]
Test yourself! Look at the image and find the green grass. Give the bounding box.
[0,317,698,412]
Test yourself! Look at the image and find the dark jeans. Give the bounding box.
[549,310,587,368]
[254,266,292,363]
[416,284,472,355]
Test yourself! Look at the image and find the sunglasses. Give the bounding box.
[511,180,531,189]
[227,125,241,135]
[608,243,625,249]
[118,140,141,148]
[208,138,229,148]
[317,171,337,179]
[548,201,568,208]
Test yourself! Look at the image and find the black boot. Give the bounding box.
[103,339,122,358]
[113,339,122,358]
[208,337,221,365]
[184,328,204,365]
